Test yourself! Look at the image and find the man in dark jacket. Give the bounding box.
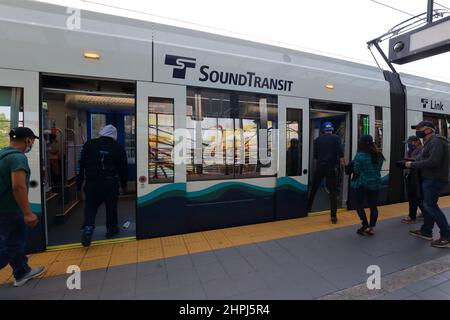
[308,121,345,224]
[406,121,450,248]
[77,125,128,246]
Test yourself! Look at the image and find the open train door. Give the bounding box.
[0,69,44,253]
[276,96,309,219]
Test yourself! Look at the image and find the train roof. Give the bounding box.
[1,0,450,95]
[0,0,384,80]
[400,73,450,94]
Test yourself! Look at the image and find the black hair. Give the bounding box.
[358,140,385,165]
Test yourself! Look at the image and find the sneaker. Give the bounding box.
[331,217,338,224]
[81,226,94,247]
[430,238,450,248]
[366,227,375,236]
[409,229,433,241]
[105,226,120,239]
[357,227,369,236]
[401,217,418,224]
[14,266,45,287]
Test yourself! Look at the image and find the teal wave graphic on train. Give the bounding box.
[137,177,308,207]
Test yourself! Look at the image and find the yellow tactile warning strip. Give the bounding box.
[2,196,450,284]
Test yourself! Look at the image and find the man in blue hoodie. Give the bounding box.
[406,121,450,248]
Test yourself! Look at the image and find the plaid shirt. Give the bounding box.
[351,152,384,191]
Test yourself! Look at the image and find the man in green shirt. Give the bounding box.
[0,127,45,287]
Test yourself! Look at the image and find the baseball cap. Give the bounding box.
[403,135,420,143]
[9,127,39,140]
[411,121,435,130]
[322,121,334,132]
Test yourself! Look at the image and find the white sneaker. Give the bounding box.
[13,266,45,287]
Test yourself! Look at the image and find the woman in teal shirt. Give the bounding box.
[351,135,385,236]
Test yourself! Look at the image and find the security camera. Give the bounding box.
[393,41,405,52]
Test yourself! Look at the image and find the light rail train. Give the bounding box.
[0,0,449,252]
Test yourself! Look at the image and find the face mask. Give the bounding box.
[416,130,426,139]
[408,143,417,151]
[24,140,33,153]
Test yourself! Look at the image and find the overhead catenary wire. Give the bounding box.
[435,2,450,11]
[368,0,415,17]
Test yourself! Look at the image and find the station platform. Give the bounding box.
[1,197,450,300]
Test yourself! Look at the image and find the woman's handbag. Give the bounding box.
[344,161,354,175]
[345,161,360,182]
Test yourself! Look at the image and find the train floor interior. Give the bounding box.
[47,196,136,246]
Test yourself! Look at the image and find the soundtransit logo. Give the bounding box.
[164,55,197,79]
[164,54,294,92]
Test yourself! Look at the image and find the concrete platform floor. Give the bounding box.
[1,196,450,300]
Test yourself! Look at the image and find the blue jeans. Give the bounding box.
[420,178,450,240]
[0,213,31,280]
[354,187,379,228]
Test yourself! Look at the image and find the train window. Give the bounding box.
[357,114,370,141]
[148,97,174,183]
[447,118,450,138]
[286,108,302,176]
[423,113,448,137]
[186,89,233,180]
[186,88,277,181]
[124,115,136,164]
[0,87,23,148]
[235,94,277,178]
[90,113,106,139]
[375,107,383,153]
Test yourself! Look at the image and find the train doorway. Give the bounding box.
[308,101,351,213]
[40,76,136,247]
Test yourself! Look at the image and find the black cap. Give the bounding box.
[411,121,435,130]
[9,127,39,140]
[359,134,373,144]
[403,135,420,143]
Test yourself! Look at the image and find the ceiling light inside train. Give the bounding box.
[325,83,334,90]
[83,52,101,60]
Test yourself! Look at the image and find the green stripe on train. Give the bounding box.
[276,176,308,193]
